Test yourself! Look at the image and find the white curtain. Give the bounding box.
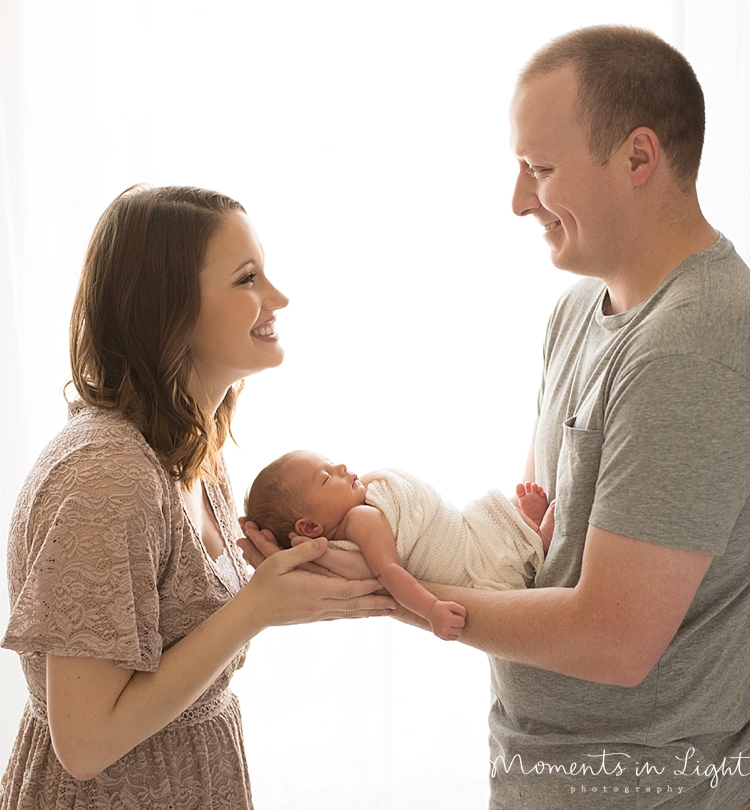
[1,2,747,807]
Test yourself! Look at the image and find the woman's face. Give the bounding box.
[188,211,289,407]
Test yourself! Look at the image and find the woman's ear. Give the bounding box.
[294,517,324,538]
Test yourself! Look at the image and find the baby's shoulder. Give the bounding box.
[340,503,389,536]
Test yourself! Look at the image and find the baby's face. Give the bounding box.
[289,451,367,532]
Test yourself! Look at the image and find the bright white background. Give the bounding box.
[1,1,748,807]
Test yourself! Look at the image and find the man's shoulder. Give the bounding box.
[665,233,750,300]
[555,277,605,309]
[543,278,604,356]
[632,236,750,374]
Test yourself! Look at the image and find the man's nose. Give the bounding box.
[512,168,540,218]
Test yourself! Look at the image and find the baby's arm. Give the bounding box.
[341,505,466,641]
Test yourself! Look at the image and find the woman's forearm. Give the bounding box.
[48,540,397,781]
[48,583,268,781]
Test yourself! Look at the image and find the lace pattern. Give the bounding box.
[1,404,253,809]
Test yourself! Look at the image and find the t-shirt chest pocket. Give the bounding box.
[537,415,604,587]
[555,415,603,538]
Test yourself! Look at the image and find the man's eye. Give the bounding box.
[526,166,550,179]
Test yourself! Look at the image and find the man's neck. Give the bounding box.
[605,212,717,315]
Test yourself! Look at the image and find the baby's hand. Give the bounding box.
[427,600,467,641]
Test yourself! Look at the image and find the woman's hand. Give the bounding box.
[48,536,396,781]
[237,519,375,581]
[243,537,396,626]
[288,535,375,580]
[237,518,279,568]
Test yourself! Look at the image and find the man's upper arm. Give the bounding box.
[574,523,713,685]
[594,356,750,553]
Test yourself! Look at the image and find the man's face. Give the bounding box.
[509,67,627,276]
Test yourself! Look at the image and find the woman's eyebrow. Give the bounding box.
[234,258,258,274]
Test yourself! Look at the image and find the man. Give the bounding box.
[430,26,750,808]
[241,25,750,809]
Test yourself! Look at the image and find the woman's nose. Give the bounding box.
[265,281,290,311]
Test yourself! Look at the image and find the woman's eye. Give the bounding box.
[239,272,257,287]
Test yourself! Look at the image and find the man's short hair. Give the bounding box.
[519,25,705,188]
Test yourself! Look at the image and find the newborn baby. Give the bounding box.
[244,451,555,641]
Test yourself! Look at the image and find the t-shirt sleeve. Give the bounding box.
[2,446,168,670]
[590,354,750,554]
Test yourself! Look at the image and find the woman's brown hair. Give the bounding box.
[70,184,245,484]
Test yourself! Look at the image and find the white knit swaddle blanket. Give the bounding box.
[331,469,544,591]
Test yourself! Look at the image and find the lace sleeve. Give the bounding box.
[3,444,171,671]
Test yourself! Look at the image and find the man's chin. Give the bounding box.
[549,249,574,272]
[549,249,596,277]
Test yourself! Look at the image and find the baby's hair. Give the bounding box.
[244,451,309,548]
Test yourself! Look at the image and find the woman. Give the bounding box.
[0,185,395,808]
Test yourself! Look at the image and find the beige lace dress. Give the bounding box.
[1,404,253,809]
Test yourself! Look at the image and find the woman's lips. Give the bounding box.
[251,320,277,338]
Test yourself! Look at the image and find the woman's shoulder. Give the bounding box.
[61,401,159,458]
[27,402,175,504]
[65,399,147,440]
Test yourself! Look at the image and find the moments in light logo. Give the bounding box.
[490,747,750,793]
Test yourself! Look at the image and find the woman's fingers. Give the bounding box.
[247,539,398,626]
[288,534,374,580]
[236,536,264,568]
[237,518,281,568]
[275,536,328,570]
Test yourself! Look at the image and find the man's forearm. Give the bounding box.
[399,581,631,683]
[394,524,713,687]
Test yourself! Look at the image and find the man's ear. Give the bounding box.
[295,517,324,538]
[624,127,660,186]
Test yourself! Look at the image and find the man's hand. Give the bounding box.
[237,518,375,581]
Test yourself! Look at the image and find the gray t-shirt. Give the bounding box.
[489,236,750,809]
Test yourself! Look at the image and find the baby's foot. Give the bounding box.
[516,482,549,524]
[538,500,556,554]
